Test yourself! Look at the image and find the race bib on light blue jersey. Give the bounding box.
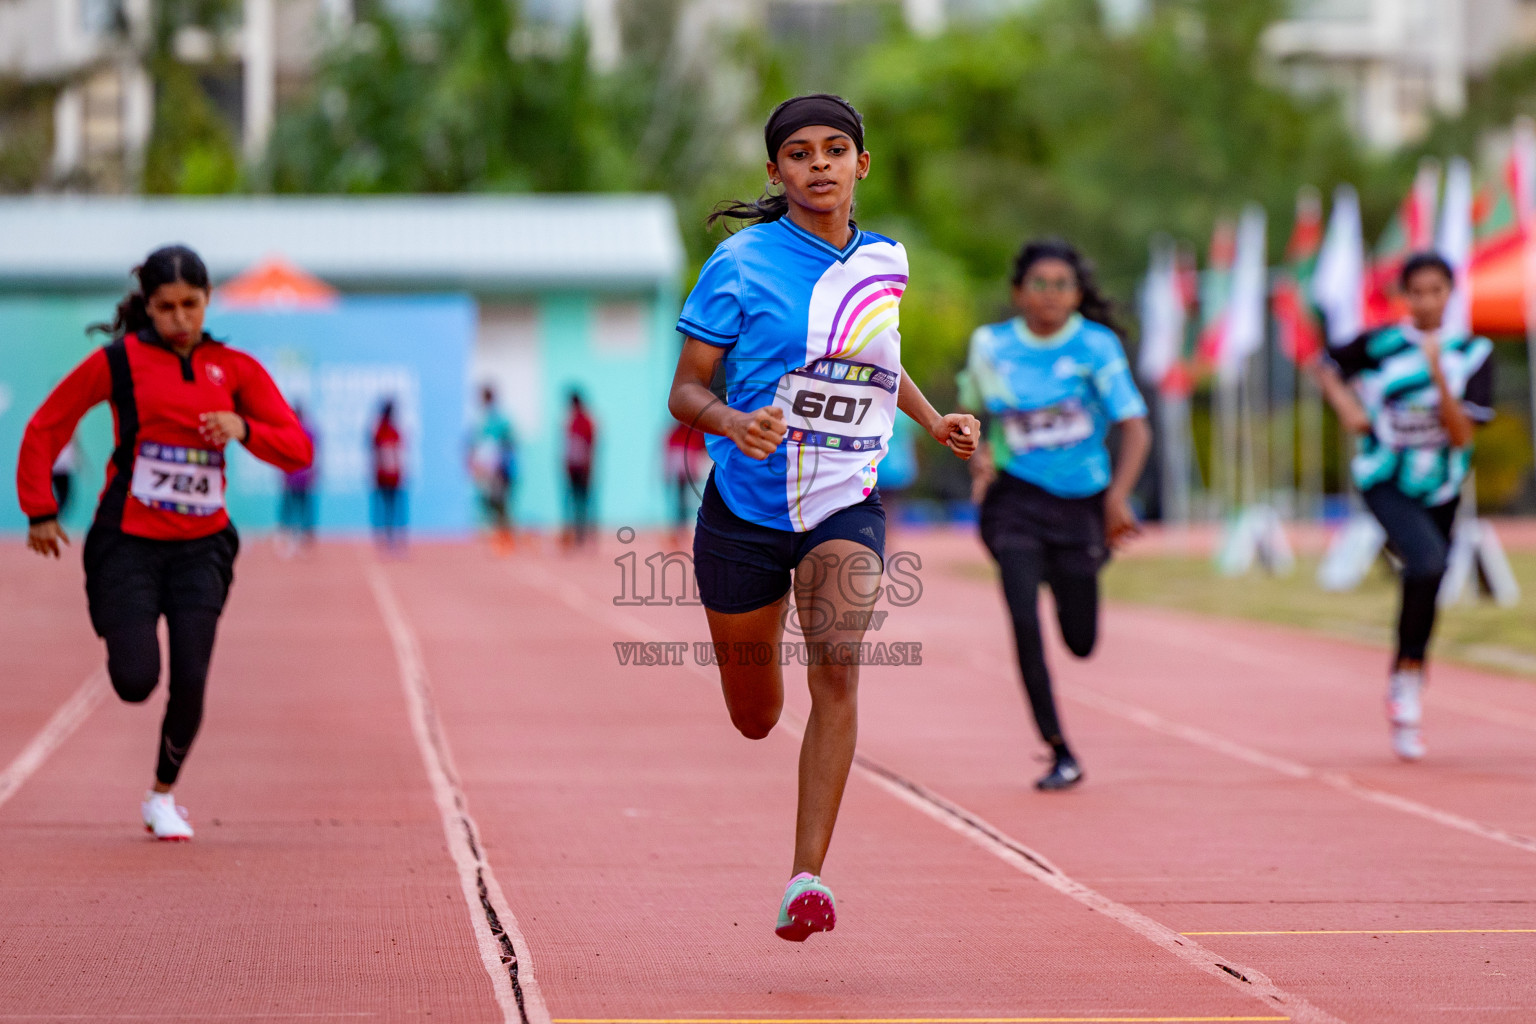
[957,314,1146,499]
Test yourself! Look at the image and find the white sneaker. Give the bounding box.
[1392,724,1426,761]
[1387,669,1423,727]
[141,791,193,841]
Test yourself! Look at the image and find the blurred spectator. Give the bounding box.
[278,404,318,555]
[469,384,517,554]
[664,420,710,544]
[564,390,596,548]
[372,399,407,553]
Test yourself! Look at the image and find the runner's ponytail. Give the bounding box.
[707,190,792,231]
[89,244,212,339]
[1010,239,1123,338]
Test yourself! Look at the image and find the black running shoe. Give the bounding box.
[1035,754,1083,791]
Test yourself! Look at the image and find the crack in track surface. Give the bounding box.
[519,564,1344,1024]
[367,560,548,1024]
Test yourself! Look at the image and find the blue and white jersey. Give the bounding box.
[677,218,907,531]
[957,314,1146,498]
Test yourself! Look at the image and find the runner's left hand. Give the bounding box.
[199,411,247,447]
[1105,492,1141,549]
[932,413,980,460]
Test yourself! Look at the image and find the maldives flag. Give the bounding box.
[1437,156,1474,339]
[1196,217,1237,370]
[1138,240,1198,397]
[1469,120,1536,334]
[1365,160,1439,327]
[1472,135,1530,266]
[1311,183,1365,346]
[1274,187,1325,363]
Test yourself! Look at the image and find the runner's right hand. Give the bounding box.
[26,519,68,559]
[728,405,786,460]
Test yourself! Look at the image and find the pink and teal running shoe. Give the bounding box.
[775,872,836,941]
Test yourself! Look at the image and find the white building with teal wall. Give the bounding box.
[0,195,685,536]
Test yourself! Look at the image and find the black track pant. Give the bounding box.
[84,524,237,786]
[1362,484,1458,666]
[979,474,1108,750]
[102,608,221,785]
[994,549,1099,747]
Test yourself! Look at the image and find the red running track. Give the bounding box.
[1,527,1533,1023]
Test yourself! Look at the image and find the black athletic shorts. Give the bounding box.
[693,471,886,614]
[978,471,1107,576]
[82,522,239,637]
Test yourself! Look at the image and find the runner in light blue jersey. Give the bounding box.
[962,309,1147,498]
[668,94,980,942]
[960,240,1151,792]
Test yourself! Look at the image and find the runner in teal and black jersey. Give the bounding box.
[1311,252,1494,762]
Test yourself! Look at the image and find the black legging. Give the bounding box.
[994,547,1099,748]
[103,609,221,786]
[1362,483,1458,666]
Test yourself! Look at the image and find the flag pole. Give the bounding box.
[1518,119,1536,485]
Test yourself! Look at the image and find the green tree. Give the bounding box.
[268,0,618,192]
[142,0,244,194]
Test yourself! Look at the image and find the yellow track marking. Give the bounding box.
[551,1016,1293,1023]
[1182,928,1536,936]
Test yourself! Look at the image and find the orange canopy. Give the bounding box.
[1471,236,1529,336]
[217,256,338,308]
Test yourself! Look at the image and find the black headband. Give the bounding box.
[764,95,864,160]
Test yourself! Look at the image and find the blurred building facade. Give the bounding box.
[10,0,1536,191]
[0,0,346,191]
[1265,0,1536,149]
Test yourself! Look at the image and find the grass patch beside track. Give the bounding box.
[949,551,1536,679]
[1100,553,1536,679]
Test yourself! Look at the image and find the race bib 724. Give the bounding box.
[129,442,225,516]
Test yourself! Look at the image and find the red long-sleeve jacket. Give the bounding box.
[17,331,313,541]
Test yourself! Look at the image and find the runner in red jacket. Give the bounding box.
[17,244,312,841]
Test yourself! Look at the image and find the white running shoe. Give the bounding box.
[1387,669,1423,727]
[1392,725,1427,761]
[141,791,193,841]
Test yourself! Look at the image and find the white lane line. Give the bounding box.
[0,668,105,810]
[517,566,1340,1024]
[1429,691,1536,735]
[832,744,1344,1024]
[1057,681,1536,857]
[1116,610,1536,738]
[365,562,550,1024]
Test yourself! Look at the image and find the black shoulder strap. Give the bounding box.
[104,338,138,475]
[93,338,139,531]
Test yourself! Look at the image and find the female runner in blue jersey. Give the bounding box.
[1310,252,1493,761]
[959,240,1151,792]
[669,94,979,941]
